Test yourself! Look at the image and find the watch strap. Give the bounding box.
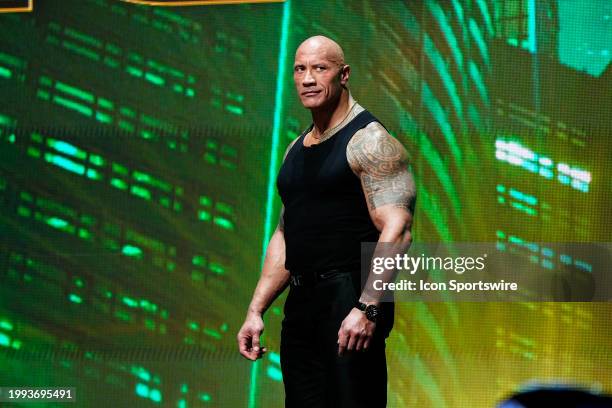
[356,301,379,323]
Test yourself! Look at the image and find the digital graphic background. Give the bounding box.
[0,0,610,407]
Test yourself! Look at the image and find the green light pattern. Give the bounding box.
[46,21,198,97]
[266,366,282,382]
[253,1,292,406]
[133,171,172,193]
[95,111,113,124]
[127,66,143,77]
[145,72,165,86]
[52,95,93,117]
[0,51,25,68]
[10,131,228,221]
[423,34,464,121]
[55,81,95,103]
[0,2,609,407]
[469,18,490,67]
[527,0,537,53]
[47,138,87,160]
[64,27,103,49]
[122,245,143,258]
[421,83,463,165]
[475,0,494,36]
[61,40,101,61]
[0,113,16,126]
[203,328,221,340]
[0,333,10,347]
[213,216,234,231]
[0,319,13,331]
[111,178,128,190]
[426,0,464,71]
[468,60,489,105]
[44,152,85,175]
[209,262,224,275]
[0,66,11,79]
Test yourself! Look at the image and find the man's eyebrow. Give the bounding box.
[294,59,330,64]
[293,60,338,69]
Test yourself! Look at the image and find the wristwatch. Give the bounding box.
[356,301,380,323]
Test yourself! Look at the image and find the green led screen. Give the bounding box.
[0,0,610,407]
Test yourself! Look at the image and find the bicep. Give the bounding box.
[347,124,416,227]
[361,163,415,212]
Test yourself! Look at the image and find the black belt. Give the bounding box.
[289,269,352,287]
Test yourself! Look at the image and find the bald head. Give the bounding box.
[293,35,350,110]
[295,35,345,67]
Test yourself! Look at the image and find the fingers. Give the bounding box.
[356,326,375,351]
[237,328,267,361]
[252,332,261,354]
[237,332,255,360]
[339,329,372,355]
[339,326,375,355]
[337,328,348,356]
[347,331,357,352]
[238,338,267,360]
[355,336,366,352]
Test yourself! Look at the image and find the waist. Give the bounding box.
[289,267,357,287]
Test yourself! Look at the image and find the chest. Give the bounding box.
[277,137,360,197]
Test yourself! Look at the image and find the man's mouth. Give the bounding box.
[302,90,320,96]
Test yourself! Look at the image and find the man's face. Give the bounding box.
[293,45,348,110]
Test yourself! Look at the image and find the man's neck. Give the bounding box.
[310,89,352,140]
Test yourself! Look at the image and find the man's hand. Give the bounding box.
[237,312,268,361]
[337,307,376,356]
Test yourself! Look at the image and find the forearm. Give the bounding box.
[359,220,412,305]
[247,228,290,316]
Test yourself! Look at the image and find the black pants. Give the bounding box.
[280,272,392,408]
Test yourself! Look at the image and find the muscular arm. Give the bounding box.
[237,138,298,360]
[337,122,415,354]
[246,212,289,317]
[247,135,300,315]
[347,122,416,304]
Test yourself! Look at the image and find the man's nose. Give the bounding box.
[302,69,316,86]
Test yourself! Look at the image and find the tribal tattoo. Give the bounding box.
[346,122,416,212]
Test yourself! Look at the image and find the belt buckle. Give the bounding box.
[290,275,302,286]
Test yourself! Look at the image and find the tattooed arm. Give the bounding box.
[347,122,415,226]
[337,122,416,354]
[347,121,416,302]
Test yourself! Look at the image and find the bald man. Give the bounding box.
[237,36,416,407]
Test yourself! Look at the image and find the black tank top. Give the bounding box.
[276,109,382,274]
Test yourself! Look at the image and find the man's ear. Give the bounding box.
[340,64,350,86]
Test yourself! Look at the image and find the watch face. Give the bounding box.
[365,305,379,322]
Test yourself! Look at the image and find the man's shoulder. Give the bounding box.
[346,101,388,141]
[347,119,407,174]
[282,133,303,161]
[350,120,394,146]
[352,101,366,118]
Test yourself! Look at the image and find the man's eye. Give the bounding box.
[316,66,325,71]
